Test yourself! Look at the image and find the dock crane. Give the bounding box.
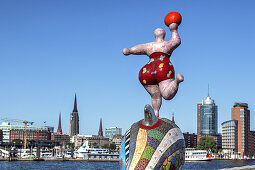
[1,118,34,149]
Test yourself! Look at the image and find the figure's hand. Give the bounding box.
[169,23,178,31]
[123,48,130,55]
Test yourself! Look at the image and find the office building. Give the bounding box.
[221,120,238,158]
[69,94,79,137]
[105,127,122,140]
[183,132,197,148]
[0,121,53,143]
[51,133,70,146]
[231,103,252,158]
[197,94,218,141]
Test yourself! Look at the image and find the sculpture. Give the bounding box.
[120,12,185,170]
[123,12,184,118]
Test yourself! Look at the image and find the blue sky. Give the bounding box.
[0,0,255,135]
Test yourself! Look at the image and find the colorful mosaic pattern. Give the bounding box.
[120,118,185,170]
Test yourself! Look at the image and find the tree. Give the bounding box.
[197,136,217,153]
[66,143,75,149]
[92,142,99,148]
[12,139,23,144]
[102,144,109,149]
[109,143,116,151]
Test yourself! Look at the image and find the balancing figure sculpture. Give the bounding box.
[123,12,184,118]
[120,12,185,170]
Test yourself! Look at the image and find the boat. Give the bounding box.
[185,148,211,161]
[74,143,109,159]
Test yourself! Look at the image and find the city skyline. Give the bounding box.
[0,0,255,135]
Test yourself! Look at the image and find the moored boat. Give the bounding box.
[185,148,211,161]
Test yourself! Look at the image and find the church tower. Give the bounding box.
[98,118,103,137]
[57,112,62,134]
[69,93,79,137]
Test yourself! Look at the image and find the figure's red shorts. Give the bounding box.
[139,52,174,86]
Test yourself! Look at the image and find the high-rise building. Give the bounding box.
[69,94,79,137]
[231,103,250,158]
[57,112,62,135]
[197,94,218,140]
[105,127,122,140]
[98,118,103,137]
[221,120,238,152]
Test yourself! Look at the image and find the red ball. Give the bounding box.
[164,12,182,26]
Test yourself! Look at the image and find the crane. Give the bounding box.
[1,118,34,149]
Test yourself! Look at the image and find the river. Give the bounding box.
[0,160,255,170]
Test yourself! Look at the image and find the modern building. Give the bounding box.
[231,103,251,158]
[105,127,122,140]
[69,94,79,137]
[183,132,197,148]
[221,120,238,158]
[56,112,62,135]
[248,131,255,158]
[0,121,54,143]
[197,94,218,142]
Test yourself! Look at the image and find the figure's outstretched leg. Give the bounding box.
[144,85,162,117]
[159,73,184,100]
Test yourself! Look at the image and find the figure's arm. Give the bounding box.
[168,23,181,50]
[123,44,147,56]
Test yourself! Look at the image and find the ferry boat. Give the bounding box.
[185,149,211,161]
[74,142,109,159]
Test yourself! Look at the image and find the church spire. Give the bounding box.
[172,112,175,123]
[98,118,103,137]
[57,112,62,134]
[73,93,78,113]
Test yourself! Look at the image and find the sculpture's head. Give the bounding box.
[154,28,166,40]
[119,105,185,170]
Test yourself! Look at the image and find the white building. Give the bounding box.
[221,120,240,159]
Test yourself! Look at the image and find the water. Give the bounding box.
[0,160,255,170]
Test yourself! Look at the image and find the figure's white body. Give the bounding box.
[123,23,184,117]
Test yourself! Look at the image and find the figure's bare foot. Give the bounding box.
[176,73,184,83]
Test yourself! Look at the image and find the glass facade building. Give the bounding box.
[105,127,122,140]
[199,96,218,136]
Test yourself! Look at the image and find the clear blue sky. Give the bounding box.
[0,0,255,135]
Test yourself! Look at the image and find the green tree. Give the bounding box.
[12,139,23,144]
[197,136,217,153]
[92,142,99,148]
[66,143,75,149]
[109,143,116,151]
[102,144,109,149]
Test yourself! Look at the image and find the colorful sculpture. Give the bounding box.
[120,12,185,170]
[123,12,184,118]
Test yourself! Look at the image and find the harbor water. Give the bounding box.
[0,160,255,170]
